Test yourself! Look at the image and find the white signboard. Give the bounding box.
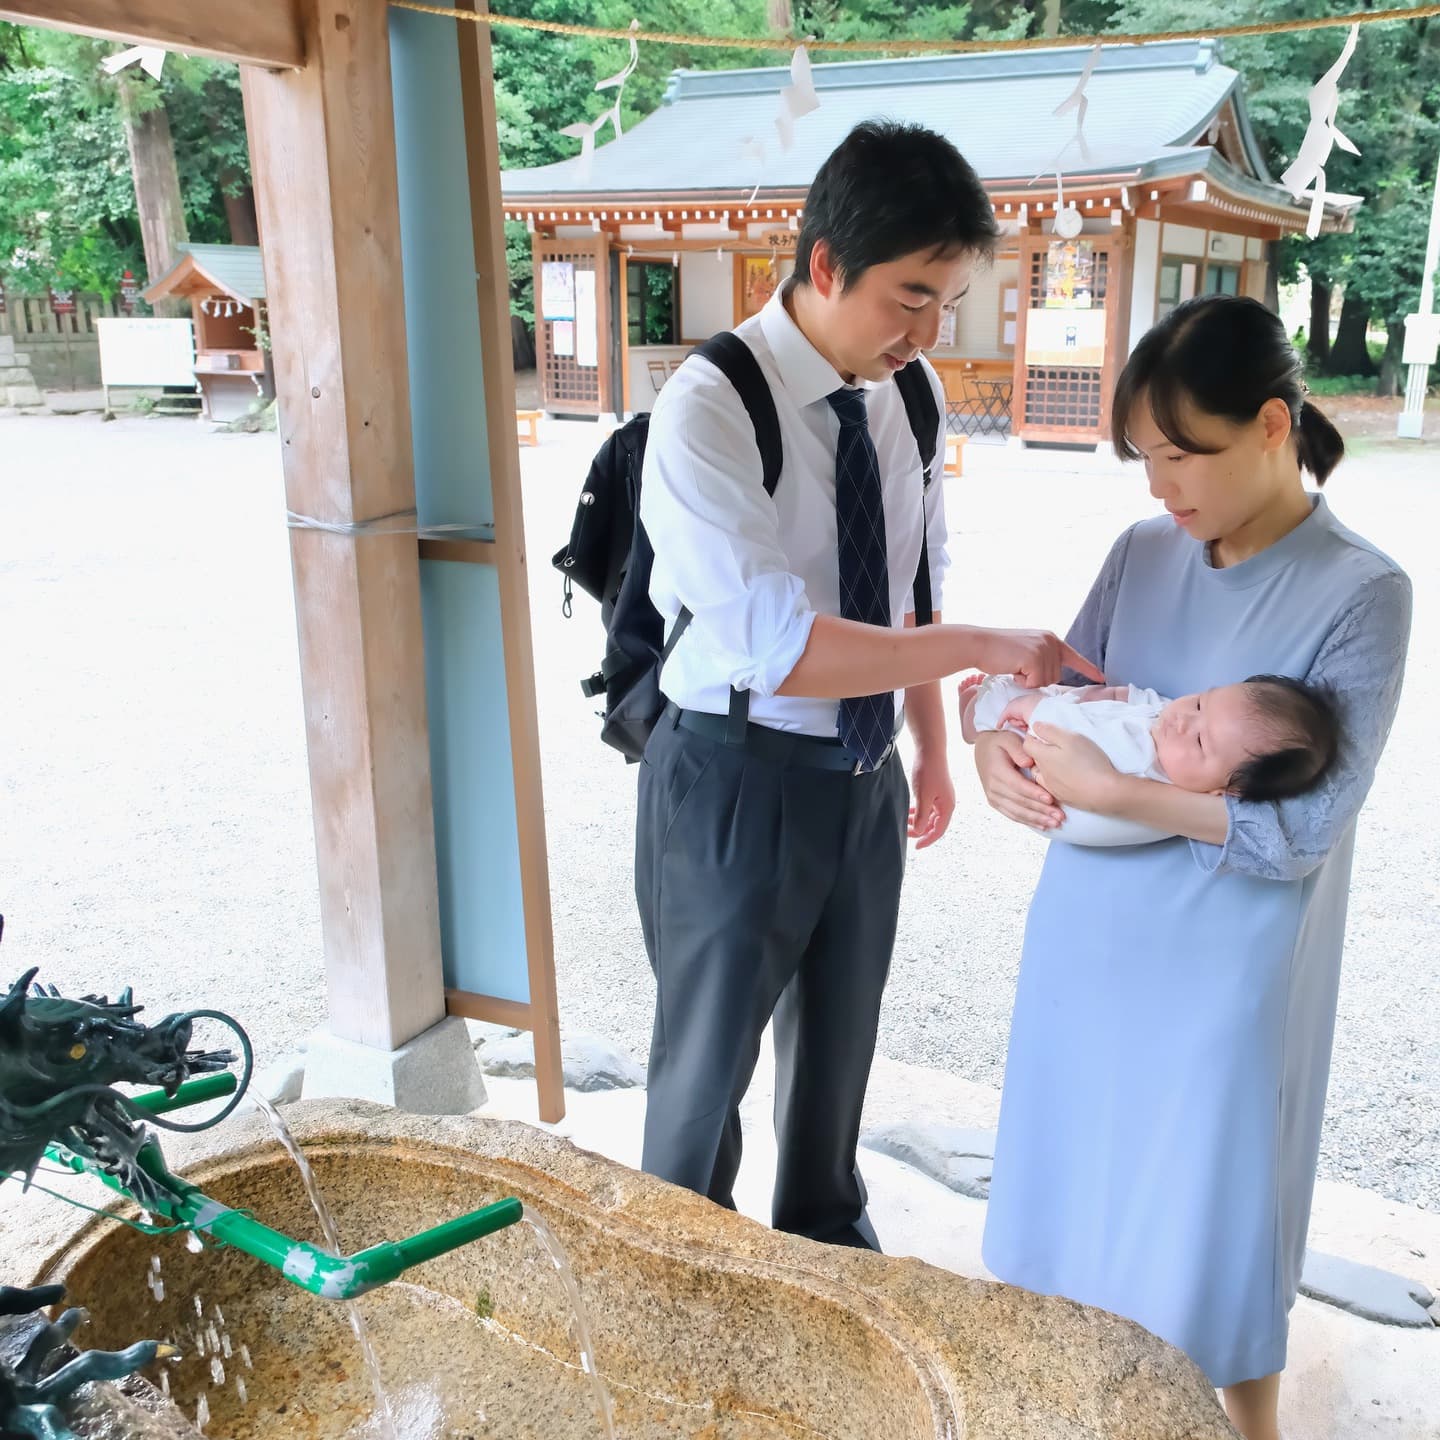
[541,261,575,321]
[1024,307,1107,367]
[97,318,196,388]
[1401,312,1440,366]
[574,270,598,368]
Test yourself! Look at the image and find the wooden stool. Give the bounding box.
[944,432,966,477]
[516,409,542,447]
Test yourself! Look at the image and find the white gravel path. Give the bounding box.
[1,412,1435,1208]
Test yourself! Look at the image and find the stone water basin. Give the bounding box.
[35,1101,1234,1439]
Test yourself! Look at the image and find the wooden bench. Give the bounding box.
[516,409,542,447]
[945,432,966,478]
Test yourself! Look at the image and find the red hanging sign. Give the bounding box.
[119,270,139,313]
[49,287,76,315]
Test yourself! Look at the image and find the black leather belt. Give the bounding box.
[670,704,899,774]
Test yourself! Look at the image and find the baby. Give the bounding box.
[961,672,1340,846]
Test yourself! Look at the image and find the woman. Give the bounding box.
[974,295,1411,1440]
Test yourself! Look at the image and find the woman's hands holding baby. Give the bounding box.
[1022,723,1123,812]
[973,723,1125,833]
[973,731,1065,831]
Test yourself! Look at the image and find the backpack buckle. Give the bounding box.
[580,671,606,699]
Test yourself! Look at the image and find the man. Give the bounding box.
[637,120,1099,1249]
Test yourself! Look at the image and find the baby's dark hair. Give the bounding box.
[1229,675,1341,801]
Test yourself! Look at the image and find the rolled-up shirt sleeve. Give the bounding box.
[1189,569,1413,881]
[640,369,816,697]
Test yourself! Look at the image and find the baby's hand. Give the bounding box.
[998,693,1042,730]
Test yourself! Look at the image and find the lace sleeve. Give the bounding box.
[1190,569,1413,881]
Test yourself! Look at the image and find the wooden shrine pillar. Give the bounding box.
[240,0,454,1063]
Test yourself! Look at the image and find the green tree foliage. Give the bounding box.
[1103,0,1440,390]
[0,28,137,294]
[0,24,250,296]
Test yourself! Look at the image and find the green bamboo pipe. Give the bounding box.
[129,1072,240,1114]
[44,1077,524,1300]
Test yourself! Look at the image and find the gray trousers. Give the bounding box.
[635,708,908,1249]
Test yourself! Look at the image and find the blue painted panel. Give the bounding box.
[392,2,529,1004]
[419,559,529,1004]
[390,2,494,532]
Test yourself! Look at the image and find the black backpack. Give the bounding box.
[552,333,940,762]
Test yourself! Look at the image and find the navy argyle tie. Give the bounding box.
[826,386,894,772]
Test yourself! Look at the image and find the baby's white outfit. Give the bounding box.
[971,675,1174,846]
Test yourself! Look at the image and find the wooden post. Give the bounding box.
[453,0,564,1122]
[240,0,446,1052]
[618,250,631,416]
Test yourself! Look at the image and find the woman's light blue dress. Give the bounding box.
[981,495,1412,1387]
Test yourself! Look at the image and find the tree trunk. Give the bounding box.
[254,303,276,402]
[1326,291,1376,377]
[119,81,189,318]
[222,178,260,247]
[1264,241,1280,314]
[1376,322,1406,398]
[1042,0,1062,37]
[767,0,792,33]
[1307,278,1332,367]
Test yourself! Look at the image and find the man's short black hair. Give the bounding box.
[794,120,999,289]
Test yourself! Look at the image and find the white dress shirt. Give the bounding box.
[640,283,950,738]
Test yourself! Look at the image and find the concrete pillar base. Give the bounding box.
[301,1015,486,1114]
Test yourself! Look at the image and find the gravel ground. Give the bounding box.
[1,412,1435,1209]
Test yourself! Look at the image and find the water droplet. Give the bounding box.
[140,1210,154,1226]
[159,1371,170,1399]
[186,1231,204,1254]
[193,1295,204,1318]
[150,1256,162,1275]
[235,1376,248,1405]
[195,1394,209,1432]
[221,1334,232,1359]
[152,1280,165,1303]
[212,1305,225,1327]
[194,1331,206,1358]
[210,1357,225,1387]
[240,1344,253,1371]
[206,1325,220,1353]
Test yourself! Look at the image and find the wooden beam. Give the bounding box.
[454,0,566,1123]
[240,0,446,1052]
[418,537,497,566]
[445,989,534,1033]
[1,0,304,69]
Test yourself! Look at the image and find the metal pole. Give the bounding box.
[1397,144,1440,439]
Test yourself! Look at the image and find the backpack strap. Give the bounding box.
[693,332,783,496]
[669,333,785,741]
[894,359,941,628]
